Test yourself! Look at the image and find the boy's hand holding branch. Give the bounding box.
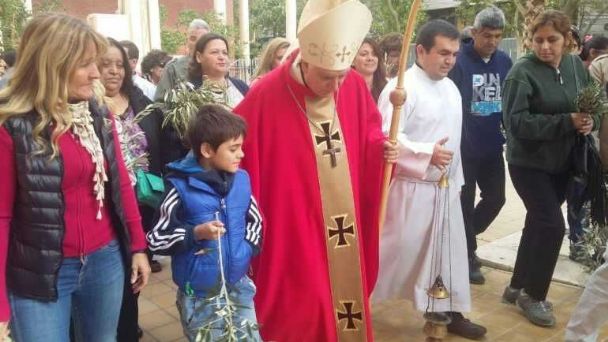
[194,220,226,240]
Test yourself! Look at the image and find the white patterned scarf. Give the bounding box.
[68,101,108,219]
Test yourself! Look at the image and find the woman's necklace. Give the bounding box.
[205,76,228,89]
[204,76,230,105]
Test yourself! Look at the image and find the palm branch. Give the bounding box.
[139,80,230,141]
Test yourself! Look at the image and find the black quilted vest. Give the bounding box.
[3,99,133,301]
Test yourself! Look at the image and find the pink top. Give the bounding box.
[0,114,147,321]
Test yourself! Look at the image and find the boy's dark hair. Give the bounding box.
[188,104,247,159]
[416,19,460,52]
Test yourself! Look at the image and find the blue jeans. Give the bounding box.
[9,240,125,342]
[176,276,261,342]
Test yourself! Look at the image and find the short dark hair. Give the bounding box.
[141,49,172,75]
[571,26,582,49]
[581,36,608,61]
[379,32,402,55]
[589,36,608,52]
[105,37,135,97]
[120,40,139,61]
[188,33,229,81]
[416,19,460,52]
[188,104,247,159]
[1,50,16,67]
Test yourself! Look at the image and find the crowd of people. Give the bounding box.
[1,1,608,342]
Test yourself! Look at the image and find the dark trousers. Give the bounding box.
[117,278,139,342]
[566,181,587,243]
[460,153,506,258]
[117,205,156,341]
[508,164,569,301]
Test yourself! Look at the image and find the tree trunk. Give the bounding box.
[385,0,401,33]
[561,0,579,20]
[522,0,546,52]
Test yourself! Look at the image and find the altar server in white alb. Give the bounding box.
[373,20,487,340]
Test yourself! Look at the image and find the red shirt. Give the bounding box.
[0,115,147,321]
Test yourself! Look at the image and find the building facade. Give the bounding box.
[31,0,234,27]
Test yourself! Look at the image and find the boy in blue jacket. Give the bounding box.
[146,104,262,341]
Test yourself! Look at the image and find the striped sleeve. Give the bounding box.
[146,187,193,255]
[244,195,263,254]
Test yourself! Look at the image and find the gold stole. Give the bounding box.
[305,95,368,341]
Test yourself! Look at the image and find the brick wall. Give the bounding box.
[31,0,233,27]
[32,0,118,20]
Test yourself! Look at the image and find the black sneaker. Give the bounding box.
[447,312,487,340]
[471,254,482,268]
[469,257,485,285]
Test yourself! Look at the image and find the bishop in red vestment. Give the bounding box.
[235,0,397,336]
[235,49,388,340]
[235,2,398,339]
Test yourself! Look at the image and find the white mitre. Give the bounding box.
[297,0,372,71]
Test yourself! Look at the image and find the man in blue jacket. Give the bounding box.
[449,5,512,285]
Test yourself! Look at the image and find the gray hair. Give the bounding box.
[473,6,505,30]
[188,19,210,32]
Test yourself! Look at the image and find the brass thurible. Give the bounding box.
[424,162,452,341]
[423,321,448,340]
[427,275,450,299]
[422,312,451,341]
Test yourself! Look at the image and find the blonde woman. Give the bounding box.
[251,37,290,84]
[0,14,150,341]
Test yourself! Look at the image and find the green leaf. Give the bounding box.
[575,82,606,114]
[577,199,608,272]
[0,0,30,51]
